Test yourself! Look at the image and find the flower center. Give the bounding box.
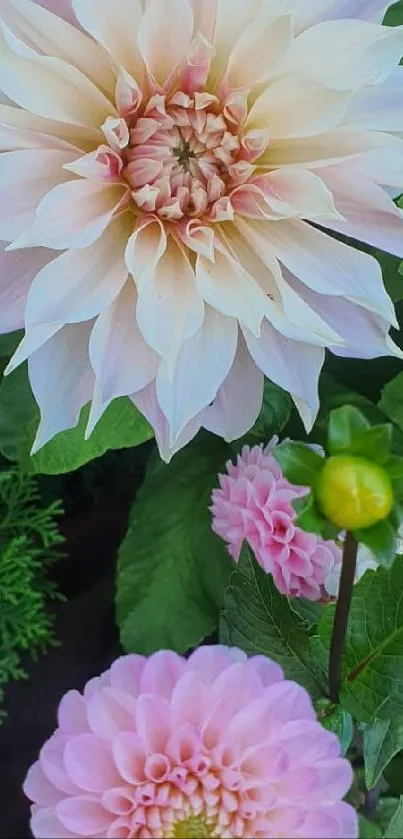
[172,815,214,838]
[121,90,241,221]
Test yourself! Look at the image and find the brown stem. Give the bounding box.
[328,531,359,704]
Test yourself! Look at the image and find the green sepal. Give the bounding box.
[327,405,370,454]
[354,518,397,568]
[292,494,340,541]
[385,456,403,501]
[273,441,324,487]
[347,424,393,465]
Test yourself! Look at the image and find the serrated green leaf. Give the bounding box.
[0,365,153,473]
[354,519,397,568]
[220,544,325,697]
[116,434,232,655]
[384,798,403,839]
[244,377,292,444]
[273,441,324,487]
[363,718,403,790]
[328,405,370,454]
[316,558,403,722]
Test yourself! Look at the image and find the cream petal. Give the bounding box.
[0,103,102,151]
[317,164,403,257]
[135,237,204,378]
[208,0,262,89]
[71,0,144,81]
[156,305,238,445]
[132,381,202,463]
[195,245,265,337]
[0,148,76,240]
[284,270,401,361]
[9,180,128,250]
[138,0,194,86]
[293,0,391,32]
[125,215,167,288]
[202,335,264,442]
[29,321,95,452]
[24,213,133,330]
[259,129,403,169]
[1,0,116,97]
[256,217,397,324]
[89,278,159,404]
[0,121,82,151]
[243,319,325,431]
[34,0,78,25]
[246,78,349,138]
[247,169,341,221]
[0,241,52,332]
[342,66,403,132]
[225,13,292,90]
[283,19,403,90]
[218,222,341,346]
[0,27,116,127]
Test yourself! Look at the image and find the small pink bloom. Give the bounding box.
[24,647,357,838]
[211,440,341,601]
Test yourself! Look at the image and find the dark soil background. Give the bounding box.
[0,443,153,839]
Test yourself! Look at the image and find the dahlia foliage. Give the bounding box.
[24,646,358,839]
[0,0,402,459]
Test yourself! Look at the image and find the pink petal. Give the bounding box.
[30,806,77,839]
[86,688,135,740]
[24,762,64,807]
[40,735,81,796]
[57,797,113,836]
[58,690,89,734]
[135,695,172,753]
[139,651,186,699]
[109,654,146,696]
[112,732,146,784]
[63,733,121,792]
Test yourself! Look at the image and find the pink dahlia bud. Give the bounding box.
[24,647,357,838]
[211,441,341,601]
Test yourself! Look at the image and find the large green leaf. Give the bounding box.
[315,559,403,722]
[384,798,403,839]
[364,718,403,790]
[116,433,232,655]
[220,544,325,697]
[380,374,403,434]
[242,377,292,445]
[0,365,153,473]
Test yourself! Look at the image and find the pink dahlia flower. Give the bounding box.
[0,0,403,460]
[24,646,358,838]
[211,441,341,600]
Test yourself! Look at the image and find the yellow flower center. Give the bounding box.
[316,454,393,530]
[172,815,214,838]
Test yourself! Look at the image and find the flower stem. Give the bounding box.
[328,531,358,704]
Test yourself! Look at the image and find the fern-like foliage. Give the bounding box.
[0,468,64,720]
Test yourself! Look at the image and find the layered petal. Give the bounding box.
[28,322,95,452]
[137,0,194,86]
[132,381,203,463]
[0,242,52,332]
[203,335,263,442]
[71,0,144,82]
[10,180,128,250]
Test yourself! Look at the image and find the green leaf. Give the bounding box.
[384,798,403,839]
[328,405,370,454]
[244,377,292,444]
[116,433,232,655]
[374,250,403,303]
[293,493,340,541]
[220,544,325,697]
[385,0,403,27]
[0,331,22,358]
[273,441,324,487]
[316,558,403,722]
[359,816,382,839]
[379,374,403,433]
[315,700,354,756]
[354,519,397,568]
[385,456,403,501]
[0,365,153,473]
[363,718,403,790]
[349,426,393,465]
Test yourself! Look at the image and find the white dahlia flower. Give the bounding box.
[0,0,402,459]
